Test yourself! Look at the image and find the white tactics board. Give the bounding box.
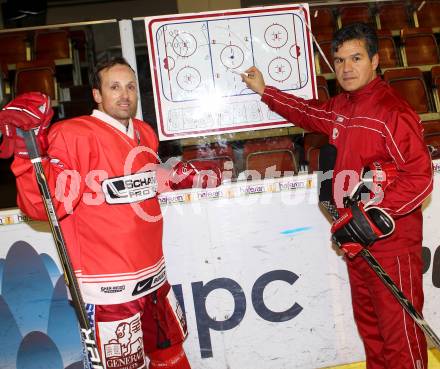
[145,4,316,141]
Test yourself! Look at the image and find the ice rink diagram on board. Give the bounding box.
[145,4,316,140]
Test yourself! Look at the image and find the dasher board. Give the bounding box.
[145,4,316,141]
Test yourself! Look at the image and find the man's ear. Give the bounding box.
[371,53,379,71]
[92,88,102,105]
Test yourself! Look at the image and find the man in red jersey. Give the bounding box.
[0,57,221,369]
[243,23,432,369]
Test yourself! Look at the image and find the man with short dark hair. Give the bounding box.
[0,57,221,369]
[243,23,432,369]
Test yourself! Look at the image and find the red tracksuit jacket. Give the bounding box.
[262,76,433,257]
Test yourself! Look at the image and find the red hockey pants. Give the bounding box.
[85,282,191,369]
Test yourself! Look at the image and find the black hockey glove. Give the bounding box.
[331,202,395,247]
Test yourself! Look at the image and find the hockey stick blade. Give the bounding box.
[320,200,440,350]
[21,129,104,368]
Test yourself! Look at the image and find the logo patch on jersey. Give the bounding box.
[99,313,145,369]
[101,285,126,294]
[335,115,344,123]
[132,266,166,296]
[332,127,339,140]
[38,103,47,114]
[102,171,157,204]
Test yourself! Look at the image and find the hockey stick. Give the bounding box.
[320,200,440,349]
[20,129,104,368]
[318,144,440,350]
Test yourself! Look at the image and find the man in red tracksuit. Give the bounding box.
[243,23,433,369]
[0,57,221,369]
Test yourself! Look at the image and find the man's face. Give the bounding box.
[92,64,138,126]
[333,39,379,92]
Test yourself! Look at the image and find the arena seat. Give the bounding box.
[424,133,440,159]
[243,136,297,178]
[401,28,440,66]
[377,30,401,69]
[315,34,334,75]
[338,4,375,28]
[432,66,440,112]
[14,60,57,101]
[34,29,71,61]
[302,132,329,173]
[182,143,236,180]
[303,132,329,155]
[422,119,440,135]
[0,33,30,65]
[383,67,433,114]
[310,7,337,34]
[307,147,321,173]
[316,76,331,104]
[414,0,440,28]
[376,2,412,30]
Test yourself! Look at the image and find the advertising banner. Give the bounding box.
[1,168,439,368]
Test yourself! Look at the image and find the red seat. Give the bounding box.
[377,30,401,69]
[14,60,57,100]
[401,28,440,66]
[34,30,71,60]
[243,136,297,178]
[431,66,440,112]
[316,76,330,104]
[414,0,440,28]
[422,120,440,135]
[424,133,440,159]
[377,2,412,30]
[432,66,440,84]
[310,7,337,34]
[0,32,29,65]
[338,5,375,28]
[383,67,432,114]
[315,34,334,74]
[303,132,329,154]
[182,143,235,179]
[303,132,329,173]
[308,147,321,173]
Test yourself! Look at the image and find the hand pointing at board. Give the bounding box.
[241,66,266,96]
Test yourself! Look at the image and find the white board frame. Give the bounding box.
[145,4,317,141]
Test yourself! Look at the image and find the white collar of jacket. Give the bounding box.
[91,109,134,139]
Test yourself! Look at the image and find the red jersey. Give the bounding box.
[12,113,167,304]
[262,76,433,256]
